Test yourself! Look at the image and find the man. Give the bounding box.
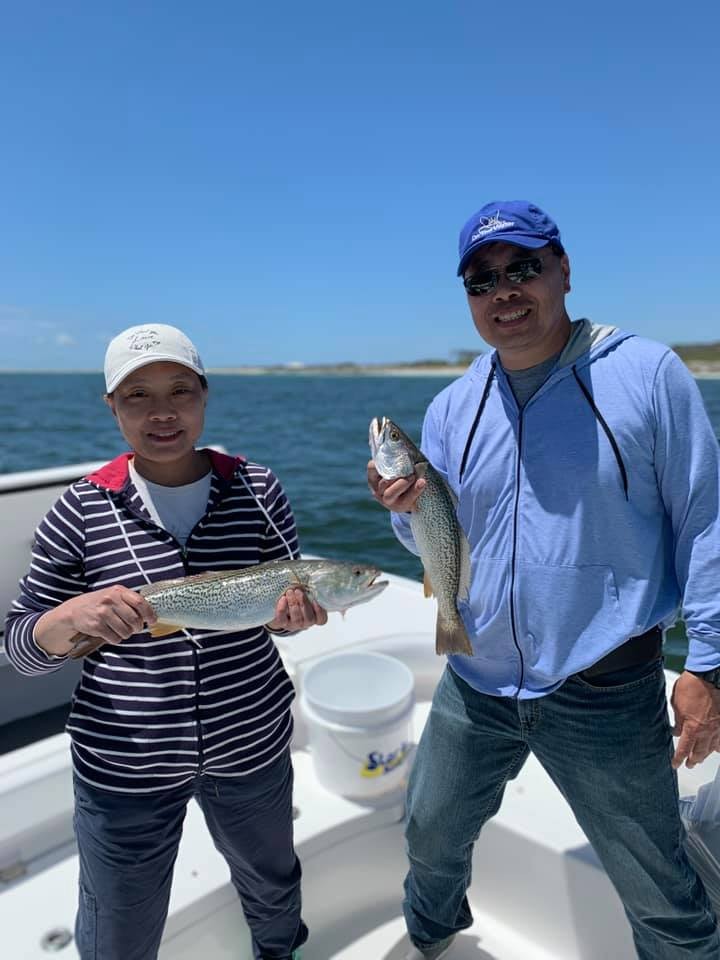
[367,201,720,959]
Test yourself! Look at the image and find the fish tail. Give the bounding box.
[435,614,473,656]
[148,621,184,637]
[68,633,105,659]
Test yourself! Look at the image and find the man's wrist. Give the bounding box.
[686,667,720,689]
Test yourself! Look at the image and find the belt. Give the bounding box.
[578,626,663,679]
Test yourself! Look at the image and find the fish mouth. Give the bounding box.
[366,569,389,597]
[361,579,389,603]
[368,416,402,481]
[368,416,385,456]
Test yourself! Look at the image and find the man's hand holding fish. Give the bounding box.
[367,460,426,513]
[368,416,473,656]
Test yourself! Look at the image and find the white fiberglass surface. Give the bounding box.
[160,823,557,960]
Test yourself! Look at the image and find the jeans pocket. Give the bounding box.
[574,657,664,692]
[76,883,97,960]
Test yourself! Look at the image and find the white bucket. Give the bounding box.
[299,651,415,800]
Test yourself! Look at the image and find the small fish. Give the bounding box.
[369,416,473,656]
[69,558,387,659]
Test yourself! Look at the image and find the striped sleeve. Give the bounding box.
[4,486,87,676]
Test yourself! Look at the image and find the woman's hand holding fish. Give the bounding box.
[34,585,158,657]
[266,588,328,634]
[367,460,426,513]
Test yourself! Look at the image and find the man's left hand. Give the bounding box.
[266,588,329,633]
[671,671,720,769]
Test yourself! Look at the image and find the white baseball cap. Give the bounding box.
[104,323,205,393]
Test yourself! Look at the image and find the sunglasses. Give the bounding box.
[463,254,549,297]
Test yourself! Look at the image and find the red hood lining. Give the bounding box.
[85,448,245,492]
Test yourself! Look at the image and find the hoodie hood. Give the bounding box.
[557,318,620,368]
[466,319,632,387]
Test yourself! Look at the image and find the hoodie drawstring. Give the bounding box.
[459,363,496,484]
[572,366,629,500]
[105,491,202,648]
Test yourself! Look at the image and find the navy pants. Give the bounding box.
[404,662,720,958]
[73,749,307,960]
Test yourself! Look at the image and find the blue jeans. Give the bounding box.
[404,662,720,958]
[73,749,307,960]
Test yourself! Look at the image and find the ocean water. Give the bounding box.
[2,371,719,670]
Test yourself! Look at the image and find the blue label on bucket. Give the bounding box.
[360,743,410,778]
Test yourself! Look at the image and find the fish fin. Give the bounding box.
[442,475,459,509]
[435,615,474,656]
[138,577,185,596]
[68,634,104,659]
[434,472,471,602]
[148,621,184,638]
[287,570,312,594]
[138,569,245,597]
[423,571,434,598]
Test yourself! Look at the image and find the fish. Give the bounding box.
[68,558,388,659]
[369,416,473,656]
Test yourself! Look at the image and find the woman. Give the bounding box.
[5,323,323,959]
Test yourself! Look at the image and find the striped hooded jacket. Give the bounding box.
[4,449,299,793]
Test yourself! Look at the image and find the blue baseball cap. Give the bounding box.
[457,201,564,276]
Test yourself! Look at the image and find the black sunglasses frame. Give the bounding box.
[463,254,550,297]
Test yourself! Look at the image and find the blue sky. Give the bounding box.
[1,1,718,370]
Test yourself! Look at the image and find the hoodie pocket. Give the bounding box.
[514,561,626,680]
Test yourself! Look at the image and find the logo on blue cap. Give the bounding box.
[470,211,516,244]
[457,201,563,276]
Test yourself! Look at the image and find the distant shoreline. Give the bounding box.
[206,365,470,377]
[683,367,720,380]
[0,365,471,378]
[210,364,720,379]
[1,363,719,379]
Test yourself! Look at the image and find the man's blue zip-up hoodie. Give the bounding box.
[391,322,720,699]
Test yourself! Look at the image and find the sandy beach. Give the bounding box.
[206,362,720,379]
[206,364,470,377]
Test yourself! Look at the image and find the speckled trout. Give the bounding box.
[69,558,387,658]
[369,416,472,656]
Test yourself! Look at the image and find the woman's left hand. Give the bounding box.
[266,589,329,633]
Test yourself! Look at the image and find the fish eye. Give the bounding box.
[352,566,363,577]
[390,430,400,441]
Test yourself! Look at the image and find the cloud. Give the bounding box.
[55,333,75,347]
[0,304,32,334]
[0,304,28,318]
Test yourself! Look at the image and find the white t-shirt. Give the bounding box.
[129,459,212,547]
